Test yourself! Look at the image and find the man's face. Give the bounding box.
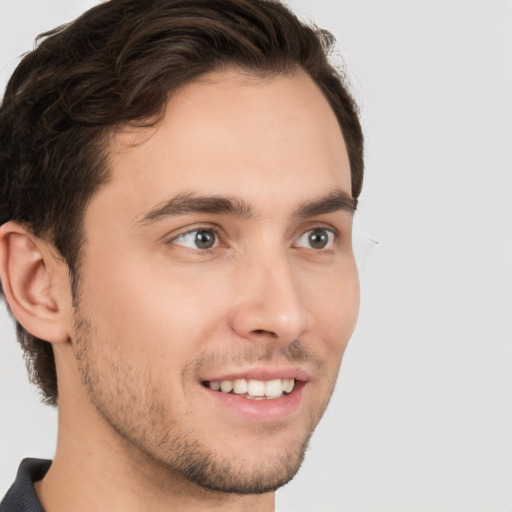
[71,69,359,493]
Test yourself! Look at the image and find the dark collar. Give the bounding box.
[0,458,51,512]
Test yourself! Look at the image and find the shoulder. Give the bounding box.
[0,459,51,512]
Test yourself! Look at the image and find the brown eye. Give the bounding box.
[296,228,335,250]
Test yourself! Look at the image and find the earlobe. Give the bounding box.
[0,222,71,344]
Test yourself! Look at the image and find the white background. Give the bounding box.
[1,1,511,510]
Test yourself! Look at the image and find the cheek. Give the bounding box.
[310,264,360,355]
[309,256,360,319]
[79,240,359,365]
[79,256,232,361]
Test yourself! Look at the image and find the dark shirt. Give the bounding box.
[0,459,51,512]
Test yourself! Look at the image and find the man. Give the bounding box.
[0,0,363,510]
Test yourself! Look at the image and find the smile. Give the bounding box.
[204,378,295,400]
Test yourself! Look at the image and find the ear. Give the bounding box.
[0,221,72,344]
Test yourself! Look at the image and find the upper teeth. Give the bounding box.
[207,378,295,399]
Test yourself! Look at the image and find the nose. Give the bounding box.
[230,251,314,345]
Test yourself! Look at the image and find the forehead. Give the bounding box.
[91,69,351,224]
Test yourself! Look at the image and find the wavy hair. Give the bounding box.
[0,0,364,405]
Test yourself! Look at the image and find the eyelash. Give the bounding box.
[169,225,339,252]
[169,225,223,251]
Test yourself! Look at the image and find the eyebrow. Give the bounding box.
[138,188,356,226]
[295,189,357,218]
[138,192,253,224]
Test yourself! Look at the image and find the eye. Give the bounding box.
[172,228,219,250]
[295,228,335,250]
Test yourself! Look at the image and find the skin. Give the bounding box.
[1,69,359,512]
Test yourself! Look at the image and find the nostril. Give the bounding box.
[251,329,278,337]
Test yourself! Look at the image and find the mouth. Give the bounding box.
[202,378,296,400]
[199,367,310,423]
[199,372,308,423]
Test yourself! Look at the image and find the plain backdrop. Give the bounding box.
[1,1,511,511]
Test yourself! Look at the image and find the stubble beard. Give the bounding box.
[71,307,337,495]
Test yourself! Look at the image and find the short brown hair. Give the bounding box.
[0,0,364,405]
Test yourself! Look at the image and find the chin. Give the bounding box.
[146,426,313,495]
[176,443,309,494]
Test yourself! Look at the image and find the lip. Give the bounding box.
[200,366,311,383]
[200,378,307,423]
